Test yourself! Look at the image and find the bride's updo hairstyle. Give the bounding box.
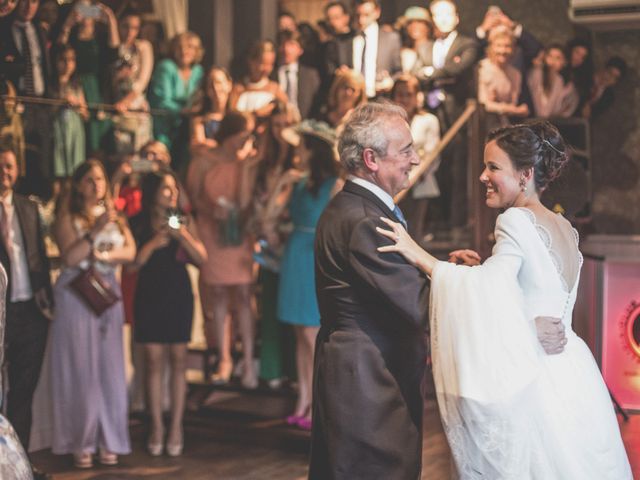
[487,121,570,192]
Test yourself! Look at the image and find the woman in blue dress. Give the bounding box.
[265,121,342,429]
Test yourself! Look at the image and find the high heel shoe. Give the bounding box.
[147,426,164,457]
[98,449,118,466]
[73,452,93,469]
[210,361,233,385]
[166,429,183,457]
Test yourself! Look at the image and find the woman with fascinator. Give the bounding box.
[377,121,631,478]
[262,120,343,430]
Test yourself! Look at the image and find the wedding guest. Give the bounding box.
[194,111,258,388]
[148,31,204,168]
[50,45,88,182]
[190,66,232,152]
[276,30,321,120]
[278,10,298,34]
[325,0,402,97]
[0,146,53,480]
[396,6,433,74]
[130,169,206,457]
[317,68,366,128]
[264,121,341,430]
[582,56,627,119]
[324,1,351,38]
[0,0,52,188]
[229,40,287,120]
[392,74,441,240]
[477,26,528,126]
[58,1,120,152]
[111,9,153,153]
[0,80,26,177]
[527,44,579,118]
[50,159,135,469]
[251,102,298,387]
[565,37,594,113]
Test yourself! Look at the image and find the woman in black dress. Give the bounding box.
[130,169,206,457]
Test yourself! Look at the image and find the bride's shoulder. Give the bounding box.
[497,207,535,230]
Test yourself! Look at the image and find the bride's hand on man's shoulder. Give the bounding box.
[448,249,481,266]
[376,217,421,265]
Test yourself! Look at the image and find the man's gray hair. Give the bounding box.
[338,101,408,173]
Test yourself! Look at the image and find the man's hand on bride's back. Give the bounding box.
[535,316,567,355]
[448,249,481,266]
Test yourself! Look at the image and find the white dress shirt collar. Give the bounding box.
[348,175,395,211]
[0,191,33,301]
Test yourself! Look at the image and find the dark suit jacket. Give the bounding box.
[325,27,402,79]
[0,193,53,308]
[415,33,479,122]
[309,181,430,480]
[0,18,51,96]
[278,64,322,119]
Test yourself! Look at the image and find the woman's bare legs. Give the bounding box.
[293,325,319,419]
[167,343,187,450]
[211,286,233,381]
[144,343,165,446]
[235,284,257,388]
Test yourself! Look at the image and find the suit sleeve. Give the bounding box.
[430,38,480,84]
[348,216,429,331]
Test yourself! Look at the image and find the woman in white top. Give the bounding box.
[391,74,440,240]
[50,160,136,469]
[378,121,631,479]
[229,40,287,120]
[112,9,154,152]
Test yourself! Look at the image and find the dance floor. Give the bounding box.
[32,389,639,479]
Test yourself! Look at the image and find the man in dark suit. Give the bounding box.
[310,102,429,479]
[0,146,52,479]
[276,30,321,120]
[0,0,51,192]
[414,0,479,234]
[325,0,401,98]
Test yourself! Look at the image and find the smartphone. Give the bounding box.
[75,0,101,20]
[130,156,155,173]
[488,5,502,16]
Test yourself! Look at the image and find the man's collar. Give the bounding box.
[362,22,379,37]
[347,175,395,211]
[0,191,14,206]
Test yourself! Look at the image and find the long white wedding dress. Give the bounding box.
[430,207,631,479]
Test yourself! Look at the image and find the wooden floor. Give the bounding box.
[32,388,639,480]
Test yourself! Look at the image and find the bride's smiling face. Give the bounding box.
[480,140,523,209]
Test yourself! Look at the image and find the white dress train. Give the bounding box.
[430,207,631,479]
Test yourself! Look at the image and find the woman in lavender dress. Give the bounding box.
[50,160,136,469]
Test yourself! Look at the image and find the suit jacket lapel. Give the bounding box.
[342,181,397,223]
[445,34,462,64]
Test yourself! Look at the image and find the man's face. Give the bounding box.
[603,66,622,87]
[373,118,419,197]
[326,5,350,34]
[355,1,380,31]
[281,40,302,65]
[16,0,38,22]
[0,151,19,195]
[430,0,458,35]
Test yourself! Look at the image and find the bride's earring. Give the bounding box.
[519,178,527,193]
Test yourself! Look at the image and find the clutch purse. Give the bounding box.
[69,265,120,316]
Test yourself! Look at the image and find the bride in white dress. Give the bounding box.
[377,121,632,479]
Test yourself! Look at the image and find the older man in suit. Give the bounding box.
[0,146,52,479]
[326,0,401,98]
[310,102,429,479]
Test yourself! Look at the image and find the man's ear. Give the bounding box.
[362,148,378,172]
